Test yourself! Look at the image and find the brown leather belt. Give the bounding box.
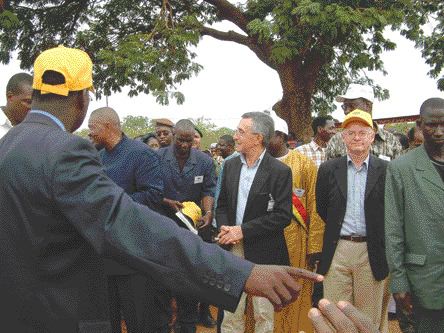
[340,235,367,242]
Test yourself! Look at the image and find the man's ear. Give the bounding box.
[6,91,14,103]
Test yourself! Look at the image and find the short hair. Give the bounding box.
[407,127,416,141]
[175,119,195,133]
[32,70,82,102]
[312,115,333,135]
[6,72,32,95]
[419,97,444,115]
[141,132,157,144]
[90,107,121,127]
[394,132,409,150]
[241,112,274,146]
[219,134,234,147]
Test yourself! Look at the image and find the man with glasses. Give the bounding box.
[216,112,293,333]
[326,83,402,161]
[316,110,390,332]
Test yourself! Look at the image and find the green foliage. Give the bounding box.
[384,122,415,135]
[75,128,90,139]
[0,0,442,135]
[121,115,155,138]
[190,116,234,149]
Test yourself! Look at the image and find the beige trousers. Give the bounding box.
[221,242,274,333]
[323,239,389,333]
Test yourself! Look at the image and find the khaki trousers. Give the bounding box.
[323,239,389,333]
[221,242,274,333]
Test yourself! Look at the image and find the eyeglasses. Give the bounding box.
[235,128,259,138]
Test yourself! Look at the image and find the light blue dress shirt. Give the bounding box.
[235,149,266,226]
[341,155,369,236]
[29,110,66,131]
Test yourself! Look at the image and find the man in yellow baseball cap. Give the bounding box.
[0,45,323,332]
[341,109,373,129]
[33,45,94,96]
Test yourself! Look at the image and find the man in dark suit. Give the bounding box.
[316,110,389,333]
[216,112,293,333]
[0,46,322,333]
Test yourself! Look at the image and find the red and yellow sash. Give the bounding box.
[292,192,308,232]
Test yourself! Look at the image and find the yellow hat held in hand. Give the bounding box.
[341,109,373,129]
[181,201,202,226]
[33,45,94,96]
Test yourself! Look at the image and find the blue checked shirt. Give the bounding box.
[341,155,369,236]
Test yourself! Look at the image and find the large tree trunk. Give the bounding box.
[272,61,319,143]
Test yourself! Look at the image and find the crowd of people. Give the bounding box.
[0,45,443,333]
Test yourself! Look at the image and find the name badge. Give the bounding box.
[194,175,204,184]
[267,194,275,212]
[294,188,305,197]
[379,154,391,161]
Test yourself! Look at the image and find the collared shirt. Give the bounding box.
[341,155,369,236]
[0,106,12,139]
[158,145,216,204]
[29,110,66,131]
[235,149,266,226]
[326,126,402,161]
[99,135,163,211]
[296,140,326,168]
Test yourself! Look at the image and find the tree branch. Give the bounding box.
[201,26,248,44]
[203,0,249,33]
[201,26,275,69]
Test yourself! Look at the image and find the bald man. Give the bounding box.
[88,107,167,333]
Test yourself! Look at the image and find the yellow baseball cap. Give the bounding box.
[181,201,202,226]
[341,109,373,129]
[32,46,94,96]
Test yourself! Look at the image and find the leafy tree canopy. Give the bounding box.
[1,0,442,137]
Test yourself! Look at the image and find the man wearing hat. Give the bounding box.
[193,126,203,150]
[326,83,402,161]
[0,46,323,332]
[155,118,174,147]
[316,109,390,332]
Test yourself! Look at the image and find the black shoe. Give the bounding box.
[198,314,216,328]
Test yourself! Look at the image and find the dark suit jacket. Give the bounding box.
[316,155,388,281]
[216,151,292,265]
[0,113,253,333]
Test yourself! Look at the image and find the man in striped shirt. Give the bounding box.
[296,115,336,168]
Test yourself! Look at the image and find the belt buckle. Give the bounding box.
[350,235,360,241]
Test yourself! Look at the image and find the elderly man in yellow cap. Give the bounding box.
[0,45,323,332]
[315,109,390,333]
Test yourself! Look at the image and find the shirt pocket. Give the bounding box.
[405,253,426,266]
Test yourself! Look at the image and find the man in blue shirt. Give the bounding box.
[316,110,389,332]
[158,119,217,333]
[89,107,168,333]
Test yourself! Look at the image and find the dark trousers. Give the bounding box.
[414,305,444,333]
[107,274,171,333]
[175,294,198,333]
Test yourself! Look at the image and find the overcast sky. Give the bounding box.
[1,27,442,130]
